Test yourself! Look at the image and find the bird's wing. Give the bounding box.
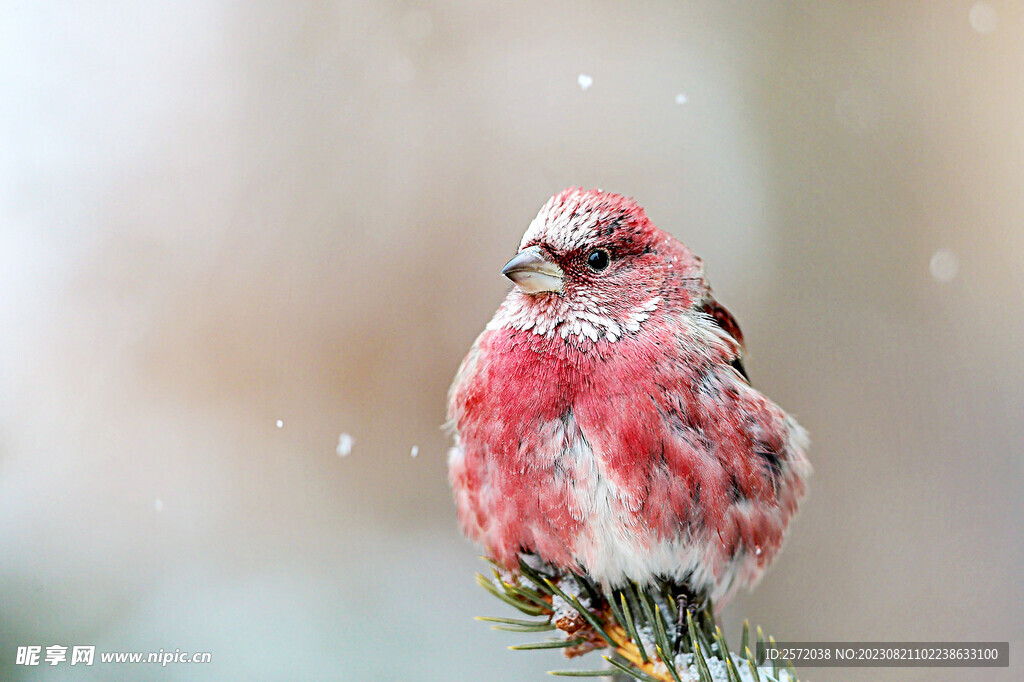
[697,299,748,381]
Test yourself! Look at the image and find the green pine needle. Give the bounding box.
[510,639,584,651]
[518,560,556,592]
[475,573,548,616]
[501,581,556,611]
[715,625,742,682]
[603,656,661,682]
[547,670,616,677]
[472,558,799,681]
[652,604,672,660]
[686,610,713,682]
[745,646,761,680]
[617,592,648,663]
[491,622,558,633]
[476,615,551,626]
[769,635,780,677]
[655,645,684,682]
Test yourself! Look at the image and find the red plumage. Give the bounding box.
[448,188,810,605]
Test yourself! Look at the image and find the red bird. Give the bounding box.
[448,188,810,606]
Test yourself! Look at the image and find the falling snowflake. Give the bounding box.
[674,93,688,105]
[410,445,419,458]
[275,419,283,429]
[929,249,959,283]
[336,433,354,457]
[577,74,593,90]
[969,3,997,34]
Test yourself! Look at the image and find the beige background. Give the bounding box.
[1,2,1021,680]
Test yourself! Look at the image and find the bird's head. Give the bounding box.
[493,188,707,343]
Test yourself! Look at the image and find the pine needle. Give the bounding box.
[470,558,799,681]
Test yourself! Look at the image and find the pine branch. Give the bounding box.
[474,557,799,682]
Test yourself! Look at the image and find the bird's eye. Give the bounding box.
[586,249,610,271]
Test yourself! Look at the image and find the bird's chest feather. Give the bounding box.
[452,326,709,585]
[464,327,672,483]
[454,327,692,551]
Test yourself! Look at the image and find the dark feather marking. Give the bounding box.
[697,372,720,399]
[728,473,746,502]
[700,300,745,347]
[756,445,783,480]
[730,357,749,381]
[699,300,749,381]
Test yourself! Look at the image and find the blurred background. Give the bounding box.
[1,1,1021,680]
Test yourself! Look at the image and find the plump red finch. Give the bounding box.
[448,188,810,606]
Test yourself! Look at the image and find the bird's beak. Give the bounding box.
[501,246,564,294]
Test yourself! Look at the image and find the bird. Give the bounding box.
[447,188,810,609]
